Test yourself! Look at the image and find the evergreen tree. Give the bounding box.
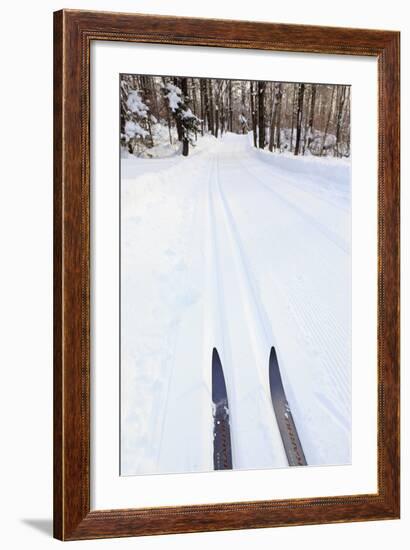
[162,80,201,156]
[120,79,151,155]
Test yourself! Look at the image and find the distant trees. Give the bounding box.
[120,74,350,158]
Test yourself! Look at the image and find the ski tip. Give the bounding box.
[212,348,227,404]
[269,346,278,363]
[269,346,280,388]
[212,348,222,372]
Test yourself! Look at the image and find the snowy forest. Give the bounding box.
[120,74,350,159]
[121,73,352,476]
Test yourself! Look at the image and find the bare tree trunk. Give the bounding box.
[320,86,335,157]
[335,85,347,157]
[344,88,351,157]
[268,83,283,152]
[203,79,211,134]
[173,77,184,142]
[250,81,258,147]
[228,80,233,132]
[268,83,276,152]
[139,76,154,148]
[191,78,197,114]
[221,95,226,136]
[190,78,198,140]
[208,80,215,136]
[275,83,283,151]
[152,79,160,122]
[305,84,317,153]
[162,77,173,144]
[294,83,305,156]
[167,117,172,144]
[241,80,247,126]
[258,81,266,149]
[200,79,205,136]
[290,85,297,152]
[214,81,222,138]
[180,77,189,156]
[301,86,311,155]
[146,116,154,148]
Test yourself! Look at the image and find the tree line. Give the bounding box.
[121,74,350,158]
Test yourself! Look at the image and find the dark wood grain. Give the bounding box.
[53,9,400,541]
[53,10,63,541]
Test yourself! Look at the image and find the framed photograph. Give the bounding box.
[53,9,400,540]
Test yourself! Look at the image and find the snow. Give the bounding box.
[121,133,351,476]
[263,127,348,158]
[124,120,148,140]
[181,107,200,122]
[126,90,149,117]
[164,82,182,112]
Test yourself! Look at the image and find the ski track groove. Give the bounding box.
[237,158,350,255]
[215,156,271,379]
[284,274,350,411]
[286,290,351,419]
[217,146,351,454]
[212,151,289,466]
[206,153,251,466]
[154,164,208,470]
[270,271,351,413]
[154,323,179,469]
[222,156,350,388]
[216,156,274,353]
[285,275,350,389]
[249,149,351,214]
[203,154,234,459]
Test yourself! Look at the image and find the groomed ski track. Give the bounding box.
[121,133,351,476]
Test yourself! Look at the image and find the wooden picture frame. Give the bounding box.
[53,9,400,540]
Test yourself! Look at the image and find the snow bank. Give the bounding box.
[253,145,351,188]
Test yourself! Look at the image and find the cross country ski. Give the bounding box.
[212,348,233,470]
[269,346,307,466]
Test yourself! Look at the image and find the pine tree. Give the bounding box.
[120,77,151,155]
[162,79,201,156]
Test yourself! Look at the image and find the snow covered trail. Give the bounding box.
[121,133,351,475]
